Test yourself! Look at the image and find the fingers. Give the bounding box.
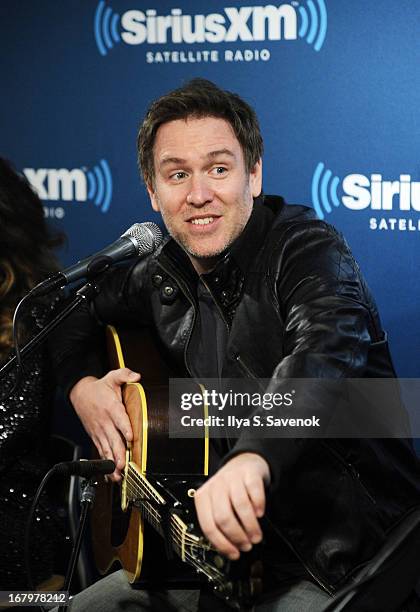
[195,486,241,560]
[70,370,140,482]
[109,396,134,444]
[194,456,267,560]
[196,480,262,558]
[104,371,140,441]
[245,471,266,519]
[106,367,140,388]
[92,436,120,481]
[229,478,263,544]
[99,425,126,473]
[105,369,140,445]
[94,397,133,479]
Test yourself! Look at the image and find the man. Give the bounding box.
[52,79,420,610]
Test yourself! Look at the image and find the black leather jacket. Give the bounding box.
[53,195,420,594]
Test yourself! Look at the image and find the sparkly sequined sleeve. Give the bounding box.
[0,301,56,473]
[0,301,66,588]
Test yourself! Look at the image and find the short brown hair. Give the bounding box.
[137,78,263,186]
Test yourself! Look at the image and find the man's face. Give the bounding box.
[147,116,262,273]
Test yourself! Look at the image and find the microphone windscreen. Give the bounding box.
[53,459,116,477]
[123,222,163,255]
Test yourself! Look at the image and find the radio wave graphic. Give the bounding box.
[297,0,327,52]
[311,162,341,220]
[94,1,121,56]
[86,159,113,213]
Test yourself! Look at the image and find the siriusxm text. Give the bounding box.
[121,5,297,45]
[343,174,420,212]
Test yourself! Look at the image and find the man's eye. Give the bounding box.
[213,167,227,175]
[171,172,187,180]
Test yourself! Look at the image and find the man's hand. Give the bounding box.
[194,452,271,560]
[69,368,140,481]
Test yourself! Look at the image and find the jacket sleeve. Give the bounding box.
[221,221,381,490]
[48,257,152,398]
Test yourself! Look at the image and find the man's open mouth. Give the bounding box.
[190,216,215,225]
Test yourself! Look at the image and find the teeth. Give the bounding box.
[190,217,214,225]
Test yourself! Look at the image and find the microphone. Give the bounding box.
[31,222,163,297]
[52,459,116,478]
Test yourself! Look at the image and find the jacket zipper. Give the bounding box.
[324,442,377,506]
[235,353,257,379]
[200,277,230,335]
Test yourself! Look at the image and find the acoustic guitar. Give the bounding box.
[91,325,262,610]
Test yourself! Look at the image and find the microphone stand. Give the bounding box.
[0,256,111,381]
[25,466,105,612]
[57,478,98,612]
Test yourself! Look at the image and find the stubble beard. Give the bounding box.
[157,188,253,266]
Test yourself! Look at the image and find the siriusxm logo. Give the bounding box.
[23,159,113,213]
[312,162,420,221]
[94,1,327,56]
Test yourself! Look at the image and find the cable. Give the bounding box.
[24,466,58,612]
[0,293,32,399]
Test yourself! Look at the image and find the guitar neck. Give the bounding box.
[124,462,234,591]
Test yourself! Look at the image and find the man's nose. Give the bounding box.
[186,176,214,206]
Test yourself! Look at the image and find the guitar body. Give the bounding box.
[91,326,262,608]
[91,325,208,587]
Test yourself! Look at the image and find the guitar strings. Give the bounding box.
[126,467,163,503]
[124,472,220,555]
[125,478,204,550]
[166,524,227,586]
[122,472,228,589]
[125,469,206,547]
[124,475,225,583]
[123,467,228,587]
[134,498,226,586]
[124,478,162,525]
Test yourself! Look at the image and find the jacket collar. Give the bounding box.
[156,195,284,321]
[225,193,284,275]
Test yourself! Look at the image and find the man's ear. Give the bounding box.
[146,182,160,212]
[249,158,263,198]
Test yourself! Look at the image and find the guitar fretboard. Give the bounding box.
[123,462,229,587]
